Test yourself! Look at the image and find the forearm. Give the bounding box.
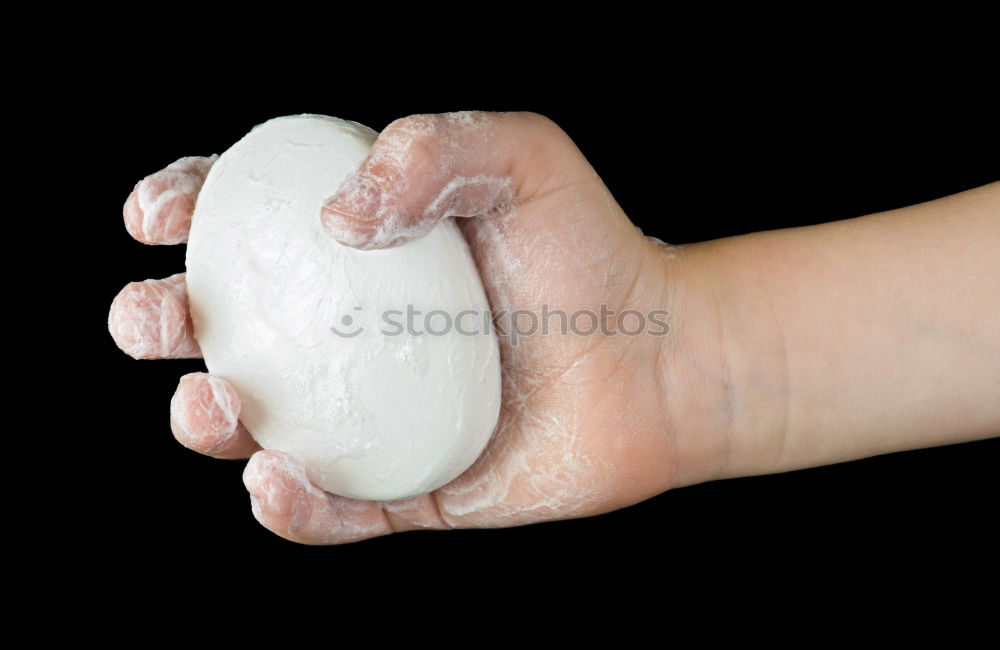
[685,181,1000,480]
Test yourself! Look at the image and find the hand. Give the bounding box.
[109,111,1000,543]
[109,112,730,543]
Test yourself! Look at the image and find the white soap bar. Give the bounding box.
[185,115,501,501]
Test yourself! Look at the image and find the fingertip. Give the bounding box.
[108,282,145,358]
[319,173,383,248]
[322,173,380,222]
[109,280,192,359]
[319,204,378,249]
[320,202,436,251]
[242,450,312,534]
[122,188,146,242]
[242,450,395,544]
[243,450,305,501]
[249,493,265,525]
[170,373,257,458]
[123,156,216,245]
[109,274,201,360]
[123,174,194,245]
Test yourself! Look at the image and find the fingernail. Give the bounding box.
[321,175,381,222]
[320,177,384,248]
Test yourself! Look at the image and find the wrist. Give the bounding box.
[650,233,792,488]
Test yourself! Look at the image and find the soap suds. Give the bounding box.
[645,234,684,259]
[434,363,607,528]
[321,112,509,251]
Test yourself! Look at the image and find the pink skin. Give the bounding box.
[108,273,201,360]
[170,373,261,459]
[109,112,727,544]
[124,156,217,245]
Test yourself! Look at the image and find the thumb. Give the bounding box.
[320,111,595,250]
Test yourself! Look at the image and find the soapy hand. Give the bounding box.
[110,112,724,543]
[110,111,1000,543]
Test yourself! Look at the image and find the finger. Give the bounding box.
[242,450,450,545]
[124,155,217,245]
[170,373,261,459]
[320,111,596,250]
[108,273,201,359]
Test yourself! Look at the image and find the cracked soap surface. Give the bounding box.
[185,115,502,501]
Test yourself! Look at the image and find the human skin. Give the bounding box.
[108,111,1000,544]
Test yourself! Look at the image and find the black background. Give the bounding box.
[73,48,997,588]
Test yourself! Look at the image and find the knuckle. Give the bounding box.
[520,111,573,150]
[518,110,558,129]
[362,114,442,187]
[380,114,441,163]
[384,113,440,138]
